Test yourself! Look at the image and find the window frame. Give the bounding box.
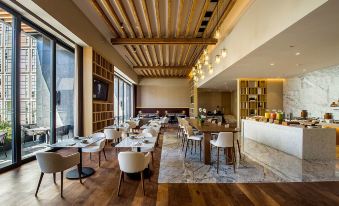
[0,1,76,173]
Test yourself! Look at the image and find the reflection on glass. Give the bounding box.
[113,74,133,124]
[114,77,118,124]
[0,8,13,168]
[56,44,74,142]
[119,79,124,124]
[20,22,51,159]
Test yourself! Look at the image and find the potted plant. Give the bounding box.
[198,108,207,124]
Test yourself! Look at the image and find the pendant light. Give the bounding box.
[208,64,213,74]
[215,55,221,64]
[221,48,227,58]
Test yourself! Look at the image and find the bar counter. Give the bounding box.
[242,120,336,160]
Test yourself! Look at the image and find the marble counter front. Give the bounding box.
[242,120,336,160]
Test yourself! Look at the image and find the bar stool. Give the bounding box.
[210,132,236,174]
[184,125,203,161]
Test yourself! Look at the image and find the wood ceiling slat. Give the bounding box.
[111,0,135,38]
[193,0,209,35]
[171,45,176,66]
[142,45,153,66]
[100,0,126,37]
[136,45,148,66]
[125,0,143,37]
[91,0,118,36]
[165,45,170,66]
[150,45,159,66]
[140,0,155,67]
[125,45,142,66]
[154,0,161,37]
[92,0,236,78]
[204,0,236,38]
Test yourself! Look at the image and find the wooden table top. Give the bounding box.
[187,119,237,133]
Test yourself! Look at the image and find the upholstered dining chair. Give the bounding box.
[35,152,81,197]
[210,132,236,174]
[82,133,107,167]
[104,129,122,145]
[117,152,151,196]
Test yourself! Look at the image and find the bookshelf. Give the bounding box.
[84,47,114,136]
[239,80,267,119]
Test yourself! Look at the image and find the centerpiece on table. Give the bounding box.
[198,108,207,124]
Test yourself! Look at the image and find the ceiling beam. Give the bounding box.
[111,38,218,45]
[133,66,192,70]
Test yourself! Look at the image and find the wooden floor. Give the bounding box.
[1,128,339,206]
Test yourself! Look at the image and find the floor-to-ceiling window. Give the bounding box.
[0,3,76,170]
[56,44,75,142]
[20,22,52,159]
[0,8,13,168]
[113,73,133,124]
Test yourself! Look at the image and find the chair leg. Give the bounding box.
[148,165,151,182]
[35,172,44,196]
[141,171,145,196]
[53,173,56,184]
[194,141,196,153]
[99,151,101,167]
[117,171,123,196]
[233,147,236,173]
[151,152,154,164]
[90,153,92,160]
[77,164,82,184]
[191,140,193,154]
[217,147,220,174]
[199,141,202,161]
[61,171,64,198]
[237,139,242,160]
[103,148,107,160]
[181,138,185,151]
[184,139,189,158]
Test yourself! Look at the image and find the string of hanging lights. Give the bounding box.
[192,0,229,84]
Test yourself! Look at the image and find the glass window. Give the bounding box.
[56,44,75,142]
[20,22,51,159]
[113,73,133,124]
[0,8,13,169]
[118,79,124,124]
[114,76,118,124]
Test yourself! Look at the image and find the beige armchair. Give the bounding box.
[35,152,81,197]
[117,152,151,196]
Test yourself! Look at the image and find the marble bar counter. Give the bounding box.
[242,120,336,160]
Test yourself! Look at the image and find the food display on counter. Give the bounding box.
[245,109,339,129]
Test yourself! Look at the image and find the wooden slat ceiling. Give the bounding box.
[91,0,235,78]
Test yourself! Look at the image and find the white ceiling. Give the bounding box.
[200,0,339,91]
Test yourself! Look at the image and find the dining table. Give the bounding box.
[28,127,50,144]
[115,134,156,179]
[49,135,105,180]
[187,119,238,165]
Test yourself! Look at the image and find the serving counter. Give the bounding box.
[242,120,336,160]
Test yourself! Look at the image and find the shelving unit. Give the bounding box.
[239,80,267,119]
[189,79,197,117]
[84,47,114,135]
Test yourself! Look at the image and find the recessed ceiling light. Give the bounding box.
[295,52,301,56]
[270,63,275,66]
